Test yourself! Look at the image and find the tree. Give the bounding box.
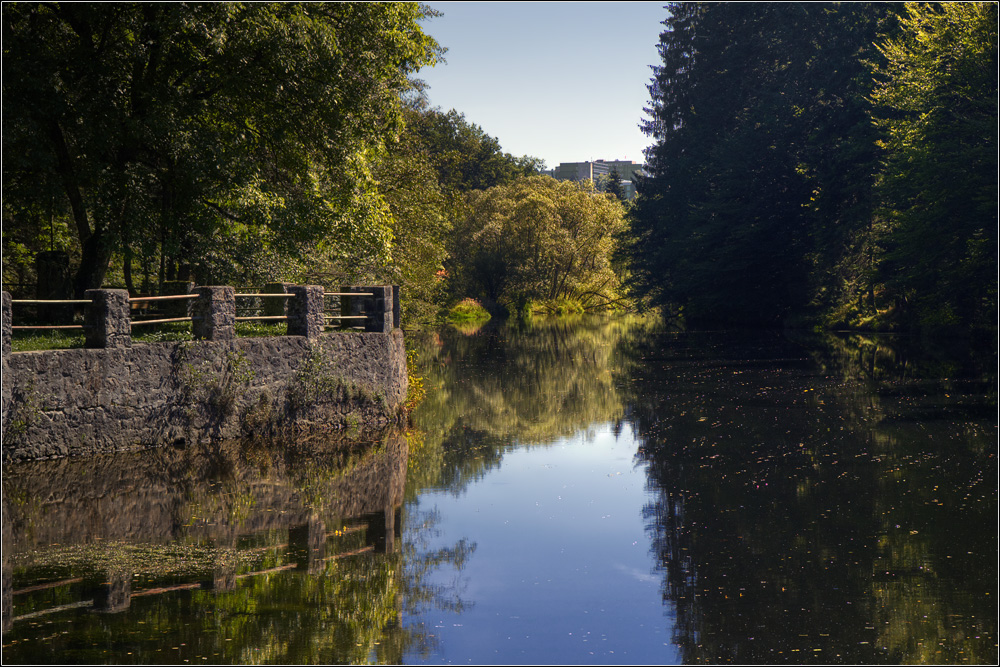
[3,3,442,295]
[452,176,627,312]
[628,3,898,326]
[604,166,626,202]
[404,104,544,197]
[868,2,998,332]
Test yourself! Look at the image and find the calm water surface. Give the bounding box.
[2,317,996,664]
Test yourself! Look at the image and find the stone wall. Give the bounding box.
[1,287,407,462]
[3,430,408,553]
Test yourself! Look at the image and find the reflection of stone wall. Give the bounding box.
[2,331,407,462]
[3,431,408,557]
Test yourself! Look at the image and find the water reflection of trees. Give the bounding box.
[625,331,996,664]
[0,431,435,664]
[406,315,657,496]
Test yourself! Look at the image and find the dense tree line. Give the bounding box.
[3,2,442,297]
[629,2,997,336]
[3,2,628,324]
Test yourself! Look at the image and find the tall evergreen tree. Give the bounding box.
[605,166,626,202]
[630,3,896,326]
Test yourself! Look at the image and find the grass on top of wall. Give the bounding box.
[9,321,291,352]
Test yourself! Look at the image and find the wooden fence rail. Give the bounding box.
[3,284,399,350]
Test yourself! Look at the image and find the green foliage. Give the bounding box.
[3,2,442,295]
[450,176,628,312]
[603,166,626,202]
[9,329,86,352]
[868,2,998,333]
[631,3,896,326]
[234,320,287,338]
[629,2,996,336]
[446,298,492,324]
[405,105,545,196]
[291,102,543,324]
[405,315,660,498]
[404,347,426,414]
[529,297,586,317]
[133,322,194,344]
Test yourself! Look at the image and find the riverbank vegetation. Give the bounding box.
[630,2,997,337]
[4,3,995,339]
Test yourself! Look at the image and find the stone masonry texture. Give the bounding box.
[1,330,407,462]
[85,289,132,349]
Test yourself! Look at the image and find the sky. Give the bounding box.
[416,2,669,170]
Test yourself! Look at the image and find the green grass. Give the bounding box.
[9,320,292,352]
[446,298,492,324]
[10,330,86,352]
[235,321,288,337]
[132,322,194,344]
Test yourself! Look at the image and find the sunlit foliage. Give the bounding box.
[868,2,998,331]
[2,2,442,295]
[452,176,628,313]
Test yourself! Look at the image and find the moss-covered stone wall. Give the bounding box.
[1,330,407,462]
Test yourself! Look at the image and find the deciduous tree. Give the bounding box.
[3,2,442,295]
[454,176,627,312]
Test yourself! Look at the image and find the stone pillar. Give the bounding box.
[84,289,131,349]
[392,285,401,330]
[287,285,324,339]
[161,280,195,318]
[93,569,132,613]
[1,292,11,360]
[204,566,237,593]
[367,505,400,554]
[192,286,235,341]
[262,282,294,318]
[290,516,326,574]
[2,292,10,436]
[364,286,394,333]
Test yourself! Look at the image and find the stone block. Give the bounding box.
[364,286,393,333]
[287,285,324,339]
[192,287,235,341]
[392,285,401,330]
[84,289,132,349]
[2,291,10,359]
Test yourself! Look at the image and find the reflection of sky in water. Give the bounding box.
[403,423,681,665]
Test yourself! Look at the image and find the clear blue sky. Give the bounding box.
[416,2,668,170]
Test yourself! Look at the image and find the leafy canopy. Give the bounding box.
[2,2,442,293]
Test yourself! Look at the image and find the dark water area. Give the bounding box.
[2,316,996,664]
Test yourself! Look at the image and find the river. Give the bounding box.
[2,316,996,664]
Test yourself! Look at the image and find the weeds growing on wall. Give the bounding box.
[285,345,384,421]
[3,378,43,445]
[177,347,256,429]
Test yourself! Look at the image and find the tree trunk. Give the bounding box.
[74,228,113,298]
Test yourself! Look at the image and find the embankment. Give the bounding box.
[1,331,407,462]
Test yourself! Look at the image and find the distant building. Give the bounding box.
[544,159,645,200]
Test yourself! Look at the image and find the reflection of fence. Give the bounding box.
[6,511,395,623]
[2,284,399,349]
